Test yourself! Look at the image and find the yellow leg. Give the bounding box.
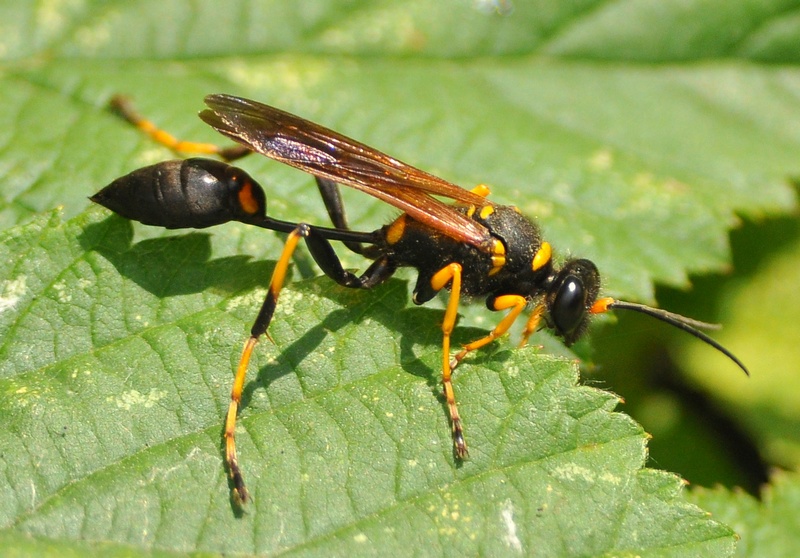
[518,303,546,348]
[451,295,528,369]
[225,336,256,505]
[429,263,468,457]
[109,95,251,161]
[225,225,306,505]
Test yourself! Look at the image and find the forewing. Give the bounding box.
[199,94,495,251]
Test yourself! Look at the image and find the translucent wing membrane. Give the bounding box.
[200,94,497,253]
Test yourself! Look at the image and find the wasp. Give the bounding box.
[92,94,748,505]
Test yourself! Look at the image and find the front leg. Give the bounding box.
[450,294,529,370]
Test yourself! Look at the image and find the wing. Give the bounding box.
[199,94,496,252]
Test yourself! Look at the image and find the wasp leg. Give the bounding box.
[315,177,383,259]
[226,225,308,505]
[304,225,395,289]
[450,295,528,370]
[518,303,546,348]
[109,95,252,161]
[429,263,469,458]
[226,225,394,505]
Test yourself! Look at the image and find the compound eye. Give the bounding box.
[551,275,588,339]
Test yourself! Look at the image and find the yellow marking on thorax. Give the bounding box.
[470,184,491,197]
[385,214,407,245]
[479,205,494,220]
[465,185,492,218]
[532,241,552,272]
[488,239,506,276]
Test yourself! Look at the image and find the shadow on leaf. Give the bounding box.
[79,214,275,297]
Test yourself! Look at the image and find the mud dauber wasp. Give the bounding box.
[93,94,748,505]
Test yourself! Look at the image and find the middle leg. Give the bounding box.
[429,263,469,458]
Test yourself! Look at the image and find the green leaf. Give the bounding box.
[1,1,798,556]
[687,471,800,558]
[1,209,736,555]
[2,3,797,299]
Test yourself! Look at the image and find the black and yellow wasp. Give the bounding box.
[93,94,748,505]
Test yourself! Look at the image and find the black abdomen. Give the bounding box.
[92,158,264,229]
